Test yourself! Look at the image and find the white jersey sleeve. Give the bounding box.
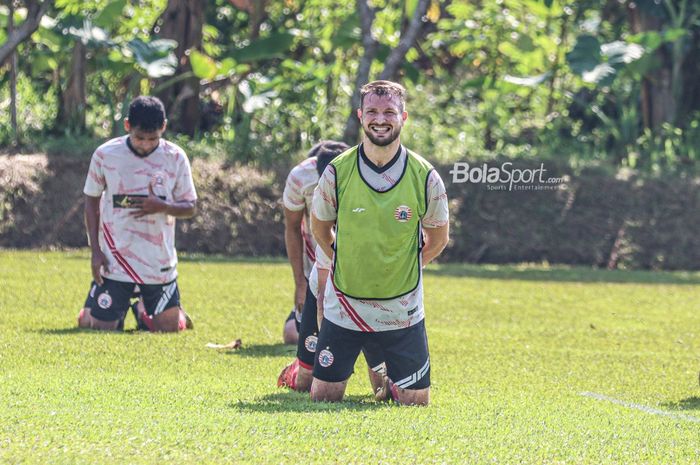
[311,165,337,221]
[172,149,197,202]
[283,163,309,212]
[422,170,449,228]
[84,149,106,197]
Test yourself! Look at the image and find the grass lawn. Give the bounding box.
[2,250,700,464]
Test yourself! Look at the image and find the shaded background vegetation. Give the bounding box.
[2,0,700,268]
[2,155,699,270]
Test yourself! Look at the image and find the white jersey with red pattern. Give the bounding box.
[308,245,331,298]
[311,145,449,332]
[282,156,319,278]
[83,136,197,285]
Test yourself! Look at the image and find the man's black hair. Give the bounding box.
[127,96,166,132]
[309,140,350,176]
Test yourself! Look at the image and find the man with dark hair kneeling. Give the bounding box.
[280,140,350,344]
[78,95,197,332]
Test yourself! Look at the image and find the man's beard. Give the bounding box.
[363,125,401,147]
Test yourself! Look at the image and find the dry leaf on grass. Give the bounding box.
[206,339,243,350]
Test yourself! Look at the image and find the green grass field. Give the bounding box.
[2,250,700,464]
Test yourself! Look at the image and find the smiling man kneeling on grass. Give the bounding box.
[77,96,197,332]
[309,81,449,405]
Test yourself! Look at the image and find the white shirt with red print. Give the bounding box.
[282,156,319,279]
[308,245,332,298]
[83,136,197,285]
[311,145,449,332]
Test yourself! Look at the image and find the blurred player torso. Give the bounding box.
[282,156,319,278]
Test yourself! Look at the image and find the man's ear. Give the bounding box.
[402,111,408,122]
[161,119,168,132]
[124,118,131,132]
[356,108,362,120]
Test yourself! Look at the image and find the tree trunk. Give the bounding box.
[627,2,675,129]
[342,0,378,144]
[55,41,87,133]
[9,0,19,146]
[342,0,430,144]
[378,0,430,81]
[155,0,204,136]
[0,0,53,65]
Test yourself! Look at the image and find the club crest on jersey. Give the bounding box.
[304,335,318,353]
[97,292,112,309]
[394,205,412,223]
[152,172,165,185]
[318,349,334,367]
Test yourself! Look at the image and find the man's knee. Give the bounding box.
[150,307,188,332]
[283,318,299,345]
[310,378,347,402]
[294,365,313,392]
[77,307,120,331]
[396,386,430,406]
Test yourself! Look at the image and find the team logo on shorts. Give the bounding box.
[318,349,334,367]
[304,335,318,353]
[96,292,112,309]
[394,205,412,223]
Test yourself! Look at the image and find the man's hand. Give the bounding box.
[294,280,308,315]
[91,249,109,285]
[316,268,329,329]
[130,183,167,218]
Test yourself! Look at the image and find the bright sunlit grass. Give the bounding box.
[2,250,700,464]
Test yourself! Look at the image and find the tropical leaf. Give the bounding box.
[231,32,295,63]
[582,63,616,85]
[93,0,126,29]
[567,34,646,86]
[239,80,278,113]
[190,50,217,79]
[331,12,360,50]
[566,35,600,74]
[127,38,178,78]
[405,0,419,18]
[503,72,551,87]
[601,41,644,65]
[67,21,112,46]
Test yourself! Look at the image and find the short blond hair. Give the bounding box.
[360,80,406,111]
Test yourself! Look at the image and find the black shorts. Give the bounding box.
[296,287,385,371]
[84,278,181,322]
[313,319,430,390]
[296,285,320,368]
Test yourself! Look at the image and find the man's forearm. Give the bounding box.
[422,225,449,266]
[84,196,101,253]
[164,200,196,218]
[285,227,306,285]
[311,215,335,262]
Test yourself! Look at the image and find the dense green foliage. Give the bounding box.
[2,251,700,464]
[2,0,700,172]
